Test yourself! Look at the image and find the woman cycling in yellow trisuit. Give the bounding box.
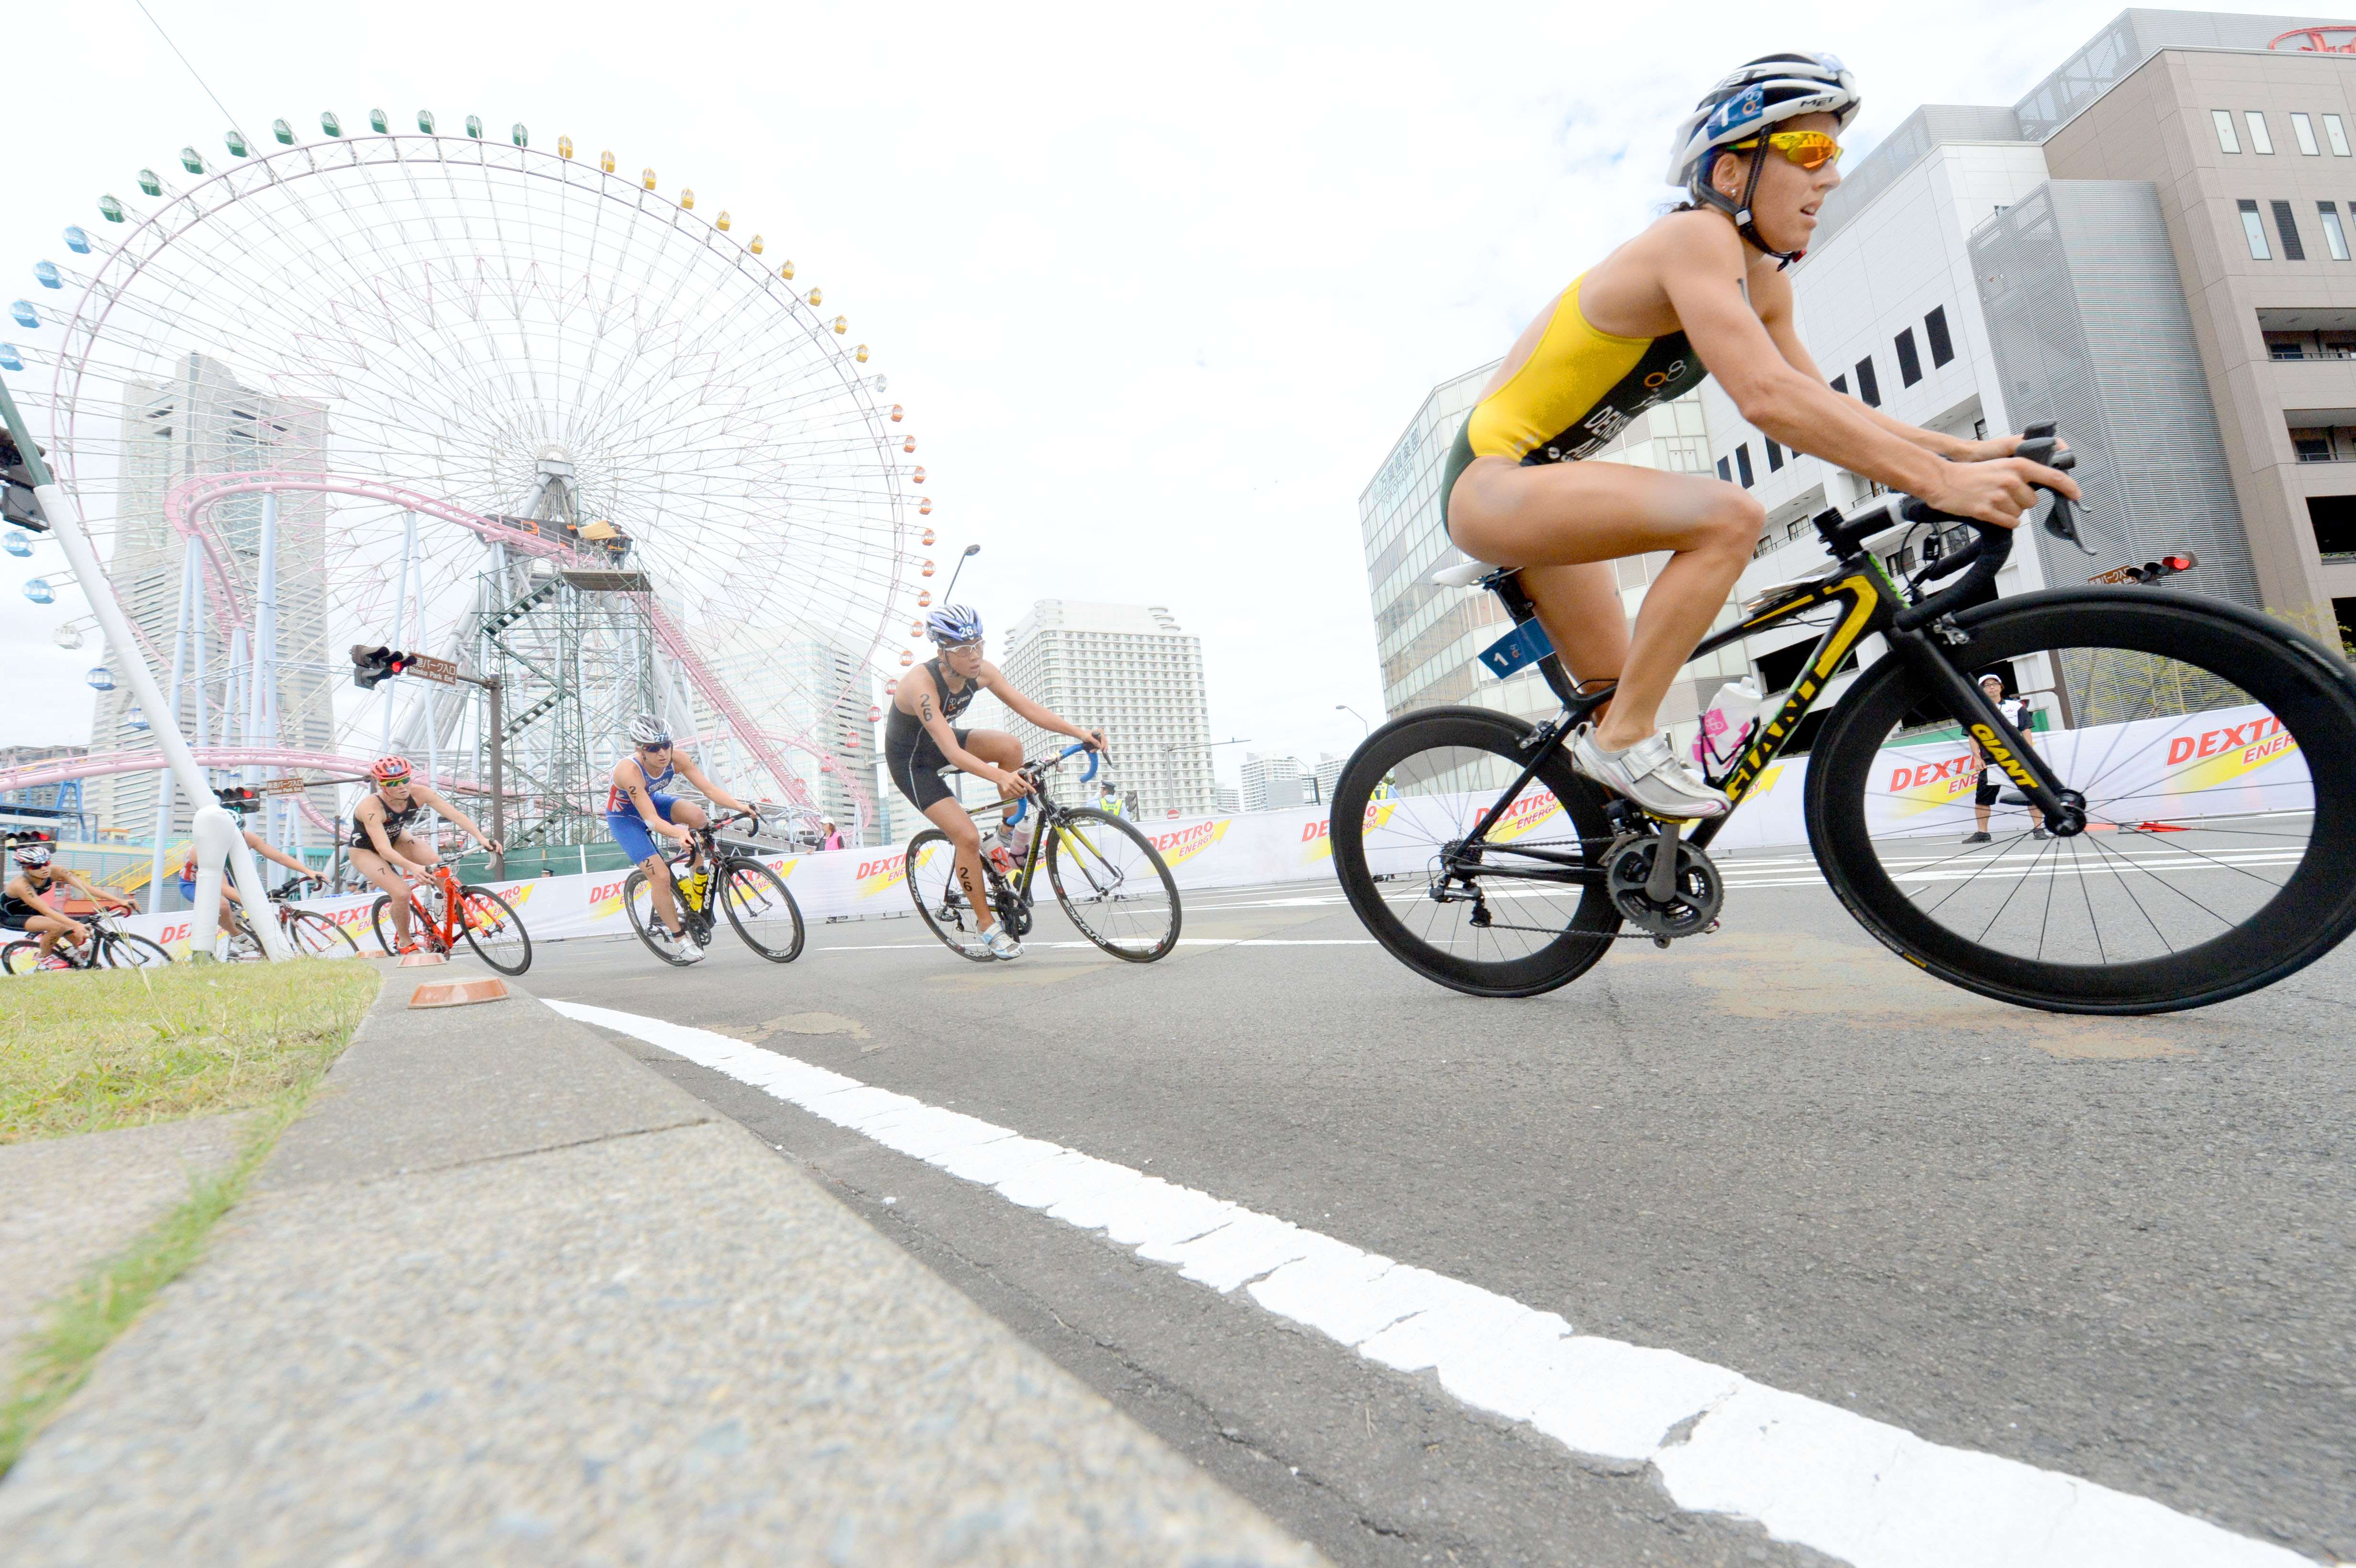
[1444,52,2076,819]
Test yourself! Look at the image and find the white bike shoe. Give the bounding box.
[1567,725,1732,820]
[984,927,1024,961]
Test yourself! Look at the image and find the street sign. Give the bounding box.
[263,776,312,796]
[405,654,459,686]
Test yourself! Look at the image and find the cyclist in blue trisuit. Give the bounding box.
[885,605,1105,961]
[1442,53,2073,819]
[607,714,757,965]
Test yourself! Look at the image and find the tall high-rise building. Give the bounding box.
[970,601,1214,818]
[700,622,891,845]
[1240,752,1306,812]
[91,354,332,842]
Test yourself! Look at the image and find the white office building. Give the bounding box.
[701,623,890,845]
[93,354,333,842]
[970,600,1214,818]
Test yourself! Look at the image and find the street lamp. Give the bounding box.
[1336,704,1371,737]
[940,543,982,604]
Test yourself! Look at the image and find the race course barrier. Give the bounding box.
[93,699,2303,960]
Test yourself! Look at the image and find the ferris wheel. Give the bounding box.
[1,109,940,854]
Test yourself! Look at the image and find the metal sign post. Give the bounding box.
[0,377,292,958]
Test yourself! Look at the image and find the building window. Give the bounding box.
[1854,356,1881,407]
[2324,202,2351,261]
[1894,327,1922,386]
[1925,305,1955,367]
[2275,199,2307,260]
[2240,199,2272,259]
[1716,456,1732,482]
[1830,373,1849,396]
[2247,110,2274,154]
[1765,436,1784,472]
[2329,113,2353,156]
[1735,443,1754,487]
[2213,109,2241,152]
[2294,112,2323,156]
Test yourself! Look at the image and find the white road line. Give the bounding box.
[548,1000,2306,1568]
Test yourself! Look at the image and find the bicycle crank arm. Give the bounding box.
[1893,634,2085,833]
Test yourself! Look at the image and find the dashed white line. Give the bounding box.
[548,999,2308,1568]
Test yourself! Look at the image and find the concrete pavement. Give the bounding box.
[0,970,1322,1566]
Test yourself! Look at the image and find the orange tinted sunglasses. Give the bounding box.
[1732,130,1843,171]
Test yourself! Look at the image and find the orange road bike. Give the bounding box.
[1330,426,2356,1014]
[369,861,532,975]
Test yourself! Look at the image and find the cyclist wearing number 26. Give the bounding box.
[886,604,1106,961]
[1441,52,2075,820]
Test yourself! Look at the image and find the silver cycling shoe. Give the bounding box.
[1567,725,1732,820]
[984,926,1025,961]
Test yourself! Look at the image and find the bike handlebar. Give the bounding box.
[1002,743,1103,828]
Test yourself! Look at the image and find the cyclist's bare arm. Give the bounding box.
[1642,214,2074,526]
[671,751,747,815]
[978,662,1105,751]
[412,782,499,852]
[48,865,131,911]
[1754,304,2035,465]
[244,829,314,880]
[611,762,689,844]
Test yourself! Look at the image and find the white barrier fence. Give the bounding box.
[94,700,2304,961]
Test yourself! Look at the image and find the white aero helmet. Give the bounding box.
[1666,52,1860,265]
[925,603,984,645]
[626,712,671,747]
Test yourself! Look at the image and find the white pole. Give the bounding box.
[385,509,416,752]
[0,381,289,958]
[146,539,199,914]
[248,491,276,796]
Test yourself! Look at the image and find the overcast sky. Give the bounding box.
[0,0,2304,780]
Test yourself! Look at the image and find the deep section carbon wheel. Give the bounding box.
[1806,589,2356,1013]
[1330,705,1621,997]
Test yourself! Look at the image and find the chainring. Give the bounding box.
[1603,837,1725,939]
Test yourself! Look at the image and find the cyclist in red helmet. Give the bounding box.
[347,756,501,954]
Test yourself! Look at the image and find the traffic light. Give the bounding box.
[2125,552,2198,585]
[1,428,46,533]
[349,644,424,690]
[213,785,261,815]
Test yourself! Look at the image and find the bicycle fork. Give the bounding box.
[1890,630,2085,835]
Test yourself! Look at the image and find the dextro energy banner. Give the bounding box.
[96,698,2302,956]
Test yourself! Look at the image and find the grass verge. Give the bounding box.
[2,959,381,1143]
[0,960,380,1475]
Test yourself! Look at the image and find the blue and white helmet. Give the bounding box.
[1665,53,1861,191]
[925,603,984,645]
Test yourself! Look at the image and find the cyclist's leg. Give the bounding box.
[25,911,82,959]
[920,795,997,934]
[608,805,685,934]
[1449,454,1761,750]
[962,729,1025,813]
[349,844,414,942]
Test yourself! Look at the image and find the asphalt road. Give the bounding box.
[531,862,2355,1568]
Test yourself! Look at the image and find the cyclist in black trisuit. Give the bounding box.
[3,838,132,962]
[347,754,502,953]
[886,604,1104,960]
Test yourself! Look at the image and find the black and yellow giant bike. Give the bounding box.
[1331,430,2356,1015]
